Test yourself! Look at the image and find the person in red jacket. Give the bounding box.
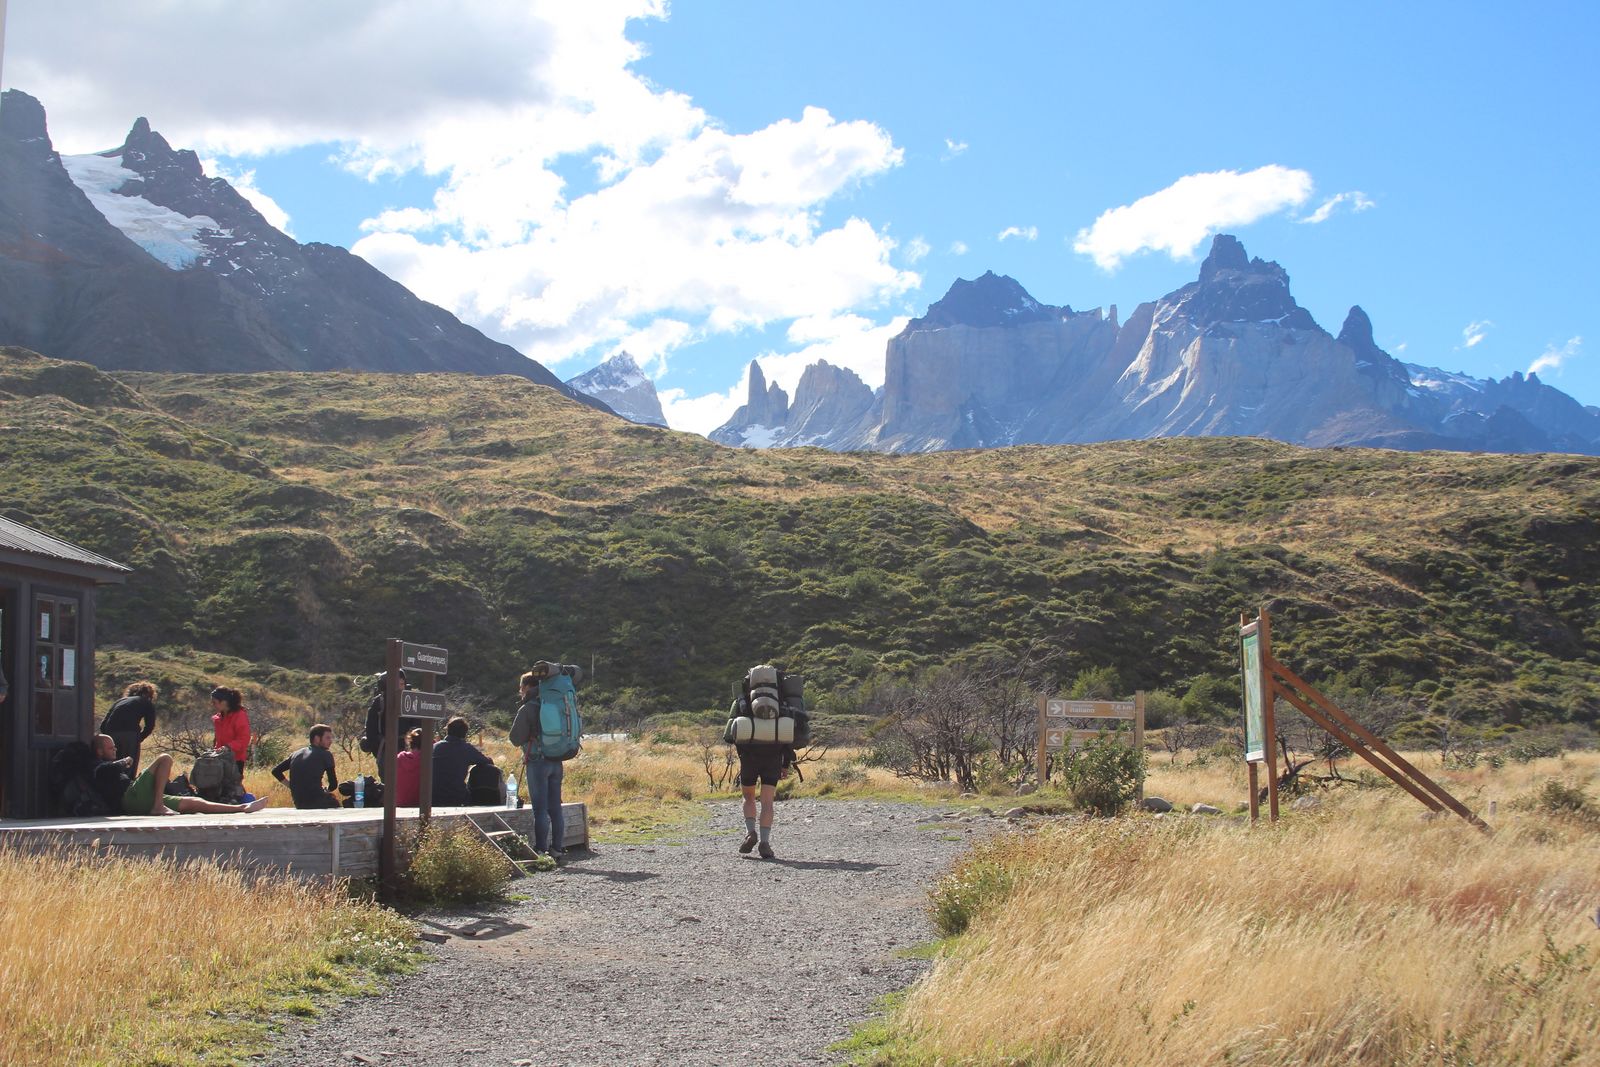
[393,728,424,807]
[210,686,252,780]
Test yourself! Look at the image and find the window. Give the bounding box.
[32,594,82,738]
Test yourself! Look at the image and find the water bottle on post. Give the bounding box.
[353,776,365,808]
[505,772,517,810]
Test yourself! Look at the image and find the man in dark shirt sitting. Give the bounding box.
[91,734,268,816]
[432,716,495,807]
[271,724,341,809]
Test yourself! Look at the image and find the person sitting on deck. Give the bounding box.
[394,728,424,807]
[432,716,494,807]
[270,724,341,809]
[90,734,269,816]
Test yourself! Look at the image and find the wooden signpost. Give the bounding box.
[1036,692,1146,800]
[1239,608,1487,832]
[380,638,449,894]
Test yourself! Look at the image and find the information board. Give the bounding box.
[1241,627,1266,762]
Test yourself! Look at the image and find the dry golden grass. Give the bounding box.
[875,757,1600,1067]
[0,844,415,1066]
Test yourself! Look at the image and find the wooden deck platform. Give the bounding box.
[0,802,588,879]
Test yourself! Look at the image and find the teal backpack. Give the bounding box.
[530,672,583,761]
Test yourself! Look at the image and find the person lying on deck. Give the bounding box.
[91,734,269,817]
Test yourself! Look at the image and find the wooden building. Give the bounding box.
[0,516,130,818]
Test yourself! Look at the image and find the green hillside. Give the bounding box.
[2,346,1596,725]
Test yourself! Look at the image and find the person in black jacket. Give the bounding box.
[271,724,341,809]
[99,681,159,773]
[432,716,495,807]
[361,669,420,782]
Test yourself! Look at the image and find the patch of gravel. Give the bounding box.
[266,798,1000,1067]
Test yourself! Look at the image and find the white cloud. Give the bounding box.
[1529,335,1581,376]
[904,236,931,263]
[202,159,294,236]
[942,138,968,160]
[1462,320,1493,348]
[949,240,969,256]
[11,4,918,376]
[1299,190,1375,225]
[1072,165,1315,270]
[998,225,1038,242]
[1394,342,1408,354]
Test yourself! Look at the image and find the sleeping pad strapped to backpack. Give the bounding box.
[527,666,583,761]
[724,664,810,747]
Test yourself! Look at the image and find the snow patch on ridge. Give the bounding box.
[61,152,228,269]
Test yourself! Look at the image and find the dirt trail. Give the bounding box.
[267,798,995,1067]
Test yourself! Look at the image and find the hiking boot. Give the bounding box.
[738,832,758,854]
[758,841,775,860]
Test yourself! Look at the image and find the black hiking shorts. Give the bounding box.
[737,746,786,787]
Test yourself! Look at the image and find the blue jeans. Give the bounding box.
[526,758,565,852]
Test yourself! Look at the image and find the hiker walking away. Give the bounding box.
[725,664,810,860]
[210,686,251,781]
[99,681,159,774]
[432,715,495,807]
[90,734,268,816]
[360,669,419,782]
[509,663,584,856]
[271,724,341,809]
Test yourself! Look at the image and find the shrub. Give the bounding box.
[930,855,1016,936]
[1533,779,1600,824]
[403,824,511,906]
[1063,730,1146,816]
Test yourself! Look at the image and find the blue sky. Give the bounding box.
[6,1,1597,430]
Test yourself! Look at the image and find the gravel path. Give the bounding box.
[267,798,998,1067]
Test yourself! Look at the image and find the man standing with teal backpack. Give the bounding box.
[510,661,583,857]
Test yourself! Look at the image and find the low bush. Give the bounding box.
[1063,730,1146,815]
[930,846,1018,936]
[402,824,511,906]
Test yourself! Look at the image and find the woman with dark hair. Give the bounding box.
[210,686,252,779]
[100,680,159,773]
[394,727,424,807]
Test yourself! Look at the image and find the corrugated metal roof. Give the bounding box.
[0,515,131,574]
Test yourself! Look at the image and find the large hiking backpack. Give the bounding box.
[724,665,810,747]
[527,670,583,761]
[468,762,504,805]
[191,747,243,802]
[48,741,113,817]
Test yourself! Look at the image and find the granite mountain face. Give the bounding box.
[712,234,1600,455]
[564,352,667,427]
[0,90,590,398]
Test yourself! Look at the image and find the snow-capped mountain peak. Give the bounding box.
[565,352,668,427]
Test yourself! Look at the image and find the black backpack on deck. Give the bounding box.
[48,742,114,817]
[468,763,504,806]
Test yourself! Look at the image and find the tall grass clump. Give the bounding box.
[403,823,513,906]
[886,791,1600,1066]
[0,843,416,1066]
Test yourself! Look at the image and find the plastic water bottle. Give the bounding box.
[505,773,517,810]
[353,776,365,808]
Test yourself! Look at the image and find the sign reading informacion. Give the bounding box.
[400,642,449,676]
[401,690,449,720]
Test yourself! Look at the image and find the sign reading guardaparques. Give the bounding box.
[400,642,448,675]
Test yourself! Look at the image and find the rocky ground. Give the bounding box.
[266,798,1000,1066]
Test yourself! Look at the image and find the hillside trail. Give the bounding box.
[267,797,998,1067]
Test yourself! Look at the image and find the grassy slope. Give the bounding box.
[2,346,1596,724]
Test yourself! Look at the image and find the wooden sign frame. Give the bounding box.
[1240,608,1486,832]
[380,636,448,894]
[1036,692,1145,800]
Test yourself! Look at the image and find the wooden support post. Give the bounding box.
[417,671,435,826]
[1274,685,1444,812]
[380,639,400,894]
[1260,612,1279,822]
[1133,690,1146,803]
[1036,694,1048,786]
[1247,761,1260,823]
